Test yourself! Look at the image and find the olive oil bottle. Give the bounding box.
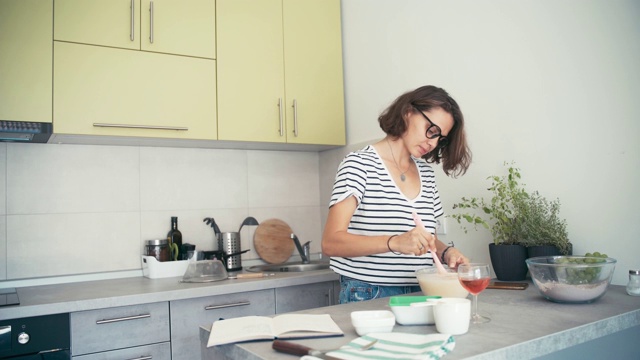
[167,216,183,261]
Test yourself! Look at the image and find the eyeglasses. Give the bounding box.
[412,106,449,148]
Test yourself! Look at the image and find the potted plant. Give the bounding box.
[449,162,532,281]
[516,191,572,258]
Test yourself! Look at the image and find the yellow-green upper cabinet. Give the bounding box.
[54,0,141,51]
[0,0,52,123]
[216,0,285,143]
[53,41,217,140]
[217,0,345,146]
[282,0,345,146]
[140,0,215,59]
[54,0,215,59]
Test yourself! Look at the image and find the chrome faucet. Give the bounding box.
[290,234,310,264]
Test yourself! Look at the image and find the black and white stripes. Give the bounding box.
[328,145,443,286]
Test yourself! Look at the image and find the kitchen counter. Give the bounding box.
[0,269,338,320]
[200,284,640,359]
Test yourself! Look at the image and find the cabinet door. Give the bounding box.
[54,41,217,140]
[140,0,216,59]
[283,0,345,146]
[170,289,275,360]
[216,0,286,143]
[275,281,335,313]
[54,0,140,50]
[0,0,52,123]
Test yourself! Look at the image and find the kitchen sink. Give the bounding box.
[246,260,330,273]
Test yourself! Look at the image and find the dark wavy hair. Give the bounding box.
[378,85,471,177]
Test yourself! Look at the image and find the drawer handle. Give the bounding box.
[93,123,188,131]
[128,356,152,360]
[96,313,151,324]
[205,301,250,310]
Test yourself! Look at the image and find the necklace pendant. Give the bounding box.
[400,173,406,182]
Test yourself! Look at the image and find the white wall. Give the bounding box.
[323,0,640,285]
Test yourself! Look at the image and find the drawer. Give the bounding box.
[72,342,170,360]
[71,302,170,355]
[275,281,335,313]
[170,289,275,360]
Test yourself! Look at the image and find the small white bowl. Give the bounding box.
[389,296,440,325]
[350,310,395,336]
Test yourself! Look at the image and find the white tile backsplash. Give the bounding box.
[247,151,320,207]
[7,212,141,279]
[140,147,249,211]
[7,143,140,214]
[1,143,329,282]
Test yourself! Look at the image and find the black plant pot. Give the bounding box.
[489,243,528,281]
[527,243,573,258]
[527,245,561,258]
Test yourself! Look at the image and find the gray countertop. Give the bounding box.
[0,270,339,320]
[200,284,640,360]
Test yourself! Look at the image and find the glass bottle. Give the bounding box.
[167,216,183,261]
[627,270,640,296]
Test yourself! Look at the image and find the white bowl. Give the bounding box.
[350,310,395,336]
[388,296,440,325]
[415,267,469,298]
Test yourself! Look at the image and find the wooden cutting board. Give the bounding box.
[253,218,295,264]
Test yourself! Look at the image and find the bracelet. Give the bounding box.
[441,246,454,263]
[387,235,401,255]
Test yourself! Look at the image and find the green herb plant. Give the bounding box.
[515,190,571,255]
[450,162,529,245]
[450,162,570,253]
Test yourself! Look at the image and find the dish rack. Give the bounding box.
[141,256,189,279]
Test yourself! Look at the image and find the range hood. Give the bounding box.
[0,120,52,143]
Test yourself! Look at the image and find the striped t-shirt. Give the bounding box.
[328,145,443,286]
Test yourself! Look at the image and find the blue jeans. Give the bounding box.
[339,275,422,304]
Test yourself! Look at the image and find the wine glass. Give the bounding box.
[457,263,491,323]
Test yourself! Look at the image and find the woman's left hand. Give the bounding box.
[442,247,469,269]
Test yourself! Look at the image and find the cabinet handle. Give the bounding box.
[93,123,188,131]
[96,313,151,324]
[130,0,135,41]
[278,98,284,137]
[292,99,299,137]
[205,301,250,310]
[127,356,152,360]
[149,1,154,44]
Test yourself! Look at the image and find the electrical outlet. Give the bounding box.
[436,218,447,235]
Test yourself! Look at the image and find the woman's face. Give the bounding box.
[402,106,454,157]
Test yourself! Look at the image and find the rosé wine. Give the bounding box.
[459,277,490,295]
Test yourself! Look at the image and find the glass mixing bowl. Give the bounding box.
[526,256,616,304]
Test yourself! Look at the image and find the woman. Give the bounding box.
[322,85,472,303]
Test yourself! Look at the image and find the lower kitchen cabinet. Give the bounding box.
[70,302,170,357]
[170,289,276,360]
[72,343,170,360]
[275,281,338,313]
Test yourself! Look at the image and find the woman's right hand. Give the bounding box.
[388,227,435,256]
